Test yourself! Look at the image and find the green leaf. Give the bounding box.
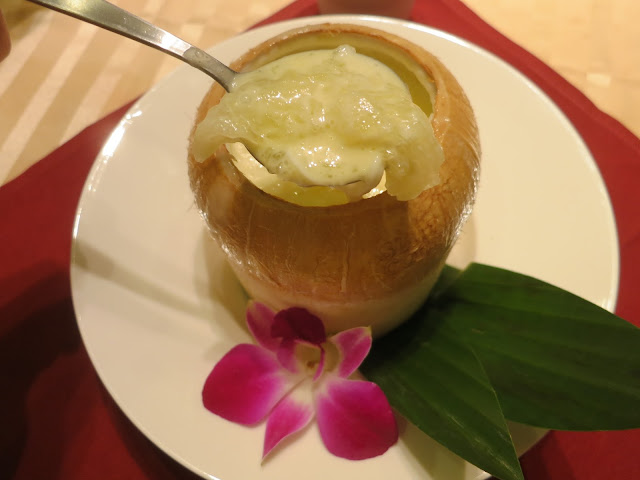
[362,263,640,478]
[362,296,524,480]
[441,263,640,430]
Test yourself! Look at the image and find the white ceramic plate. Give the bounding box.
[70,15,619,480]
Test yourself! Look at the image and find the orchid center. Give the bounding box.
[292,339,341,380]
[321,340,340,374]
[295,342,323,376]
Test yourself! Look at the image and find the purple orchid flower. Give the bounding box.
[202,302,398,460]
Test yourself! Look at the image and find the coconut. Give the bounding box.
[188,23,480,336]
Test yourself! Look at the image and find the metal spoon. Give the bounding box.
[27,0,238,91]
[28,0,373,194]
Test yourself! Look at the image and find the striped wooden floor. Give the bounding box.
[1,0,638,185]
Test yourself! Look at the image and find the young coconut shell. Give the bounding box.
[188,23,480,336]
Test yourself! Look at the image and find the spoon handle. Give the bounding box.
[27,0,236,90]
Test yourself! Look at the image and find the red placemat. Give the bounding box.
[1,1,639,479]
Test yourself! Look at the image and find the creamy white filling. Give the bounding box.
[192,45,444,203]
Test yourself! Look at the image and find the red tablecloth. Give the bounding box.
[1,1,639,479]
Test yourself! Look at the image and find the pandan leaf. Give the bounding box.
[363,263,640,479]
[362,292,524,480]
[441,263,640,430]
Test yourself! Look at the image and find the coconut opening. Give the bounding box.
[192,31,443,207]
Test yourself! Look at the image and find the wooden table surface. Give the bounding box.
[1,0,638,186]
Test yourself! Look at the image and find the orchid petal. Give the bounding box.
[202,344,295,425]
[246,301,279,351]
[277,339,323,376]
[330,327,372,378]
[315,376,398,460]
[263,380,315,458]
[272,307,326,345]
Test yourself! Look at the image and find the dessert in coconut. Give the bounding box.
[188,23,480,336]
